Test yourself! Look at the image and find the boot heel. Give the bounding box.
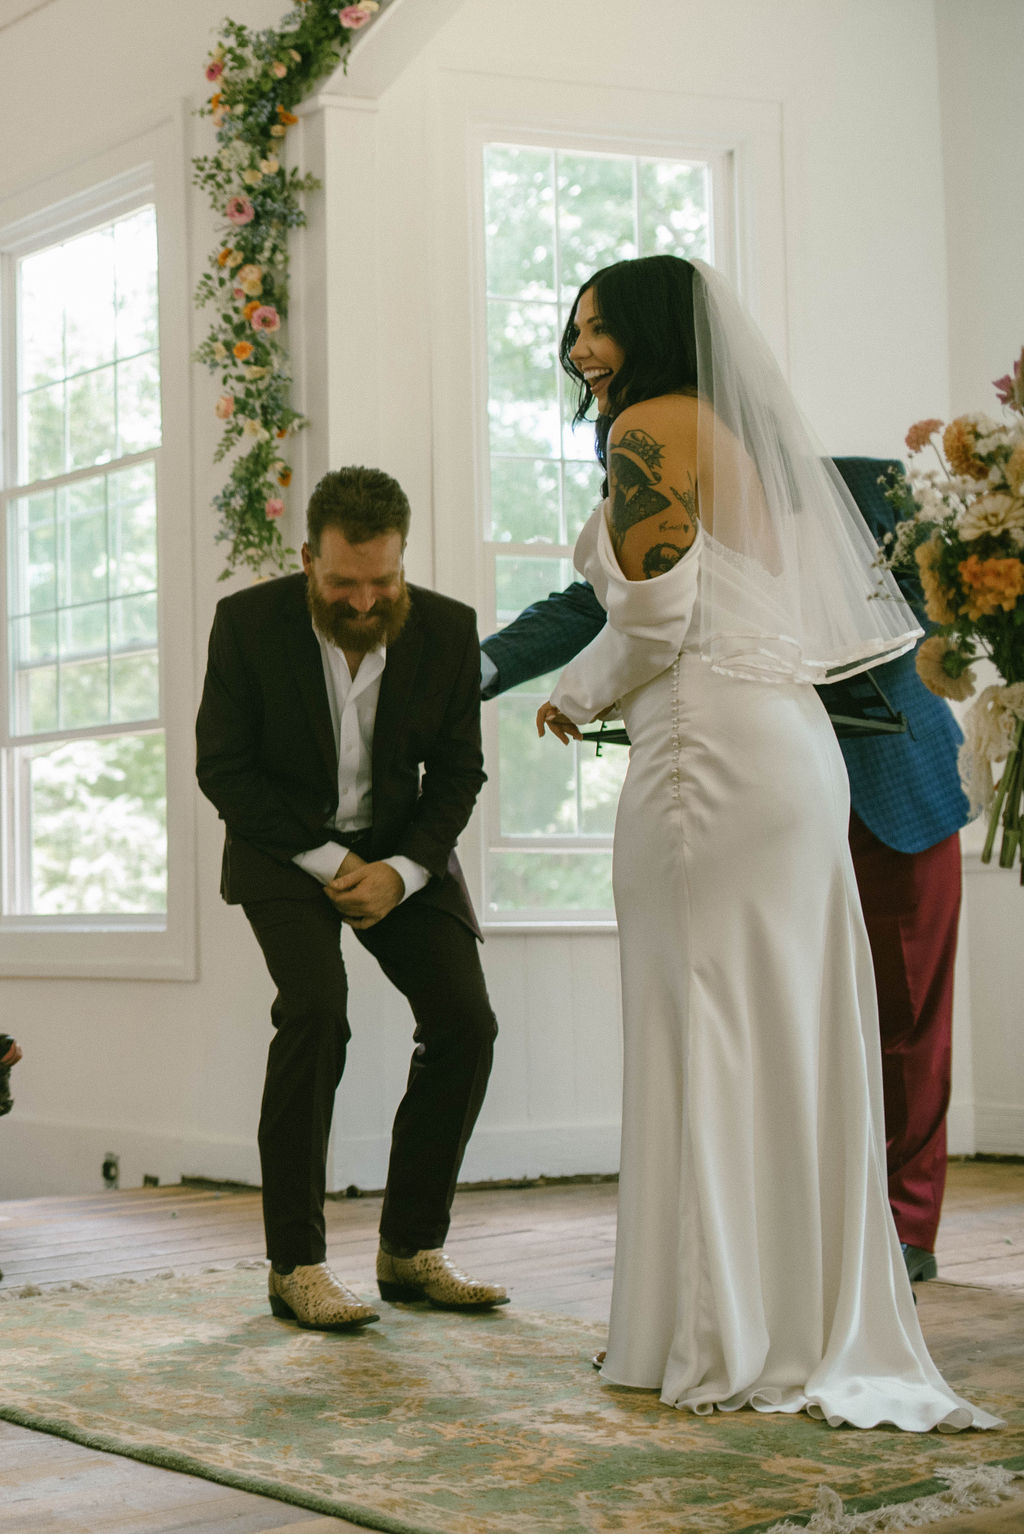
[269,1293,295,1319]
[377,1280,423,1302]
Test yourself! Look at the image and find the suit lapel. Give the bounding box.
[282,583,338,785]
[372,599,423,789]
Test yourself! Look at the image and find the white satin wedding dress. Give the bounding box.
[552,503,999,1432]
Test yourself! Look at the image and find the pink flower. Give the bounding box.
[215,394,235,419]
[250,305,281,333]
[205,59,224,82]
[271,61,288,78]
[225,196,255,226]
[265,497,285,520]
[339,5,374,27]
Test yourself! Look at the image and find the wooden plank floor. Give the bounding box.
[0,1159,1021,1534]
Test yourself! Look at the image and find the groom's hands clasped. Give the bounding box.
[325,850,405,929]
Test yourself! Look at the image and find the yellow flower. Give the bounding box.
[1006,442,1024,496]
[914,635,976,701]
[914,535,958,624]
[958,553,1024,620]
[259,157,279,176]
[242,167,263,186]
[270,124,286,138]
[943,417,987,479]
[237,263,263,296]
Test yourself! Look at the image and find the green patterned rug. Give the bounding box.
[0,1268,1021,1534]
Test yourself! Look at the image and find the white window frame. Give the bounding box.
[0,116,196,979]
[429,72,787,930]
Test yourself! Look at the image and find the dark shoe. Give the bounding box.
[592,1349,606,1371]
[268,1262,380,1330]
[376,1246,509,1309]
[902,1243,938,1282]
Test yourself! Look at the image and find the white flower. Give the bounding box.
[240,417,270,442]
[957,492,1024,541]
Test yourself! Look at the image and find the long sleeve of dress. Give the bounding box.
[550,506,702,725]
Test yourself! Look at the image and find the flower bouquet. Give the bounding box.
[880,348,1024,878]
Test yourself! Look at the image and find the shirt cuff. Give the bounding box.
[292,843,348,884]
[383,856,430,902]
[480,649,500,698]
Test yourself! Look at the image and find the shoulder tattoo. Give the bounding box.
[642,543,687,578]
[609,429,671,551]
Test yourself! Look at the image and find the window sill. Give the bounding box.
[0,919,194,980]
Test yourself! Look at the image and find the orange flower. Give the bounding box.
[943,417,987,479]
[233,340,255,361]
[958,553,1024,620]
[277,105,299,125]
[914,535,958,624]
[276,427,289,439]
[276,466,292,487]
[905,418,943,455]
[242,300,261,322]
[217,247,234,266]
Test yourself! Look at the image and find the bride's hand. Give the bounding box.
[536,701,582,745]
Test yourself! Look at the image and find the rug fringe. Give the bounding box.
[761,1463,1023,1532]
[0,1257,267,1301]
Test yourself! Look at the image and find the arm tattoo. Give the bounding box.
[671,481,698,520]
[609,429,671,551]
[642,543,687,578]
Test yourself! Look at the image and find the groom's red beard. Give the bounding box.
[306,572,411,652]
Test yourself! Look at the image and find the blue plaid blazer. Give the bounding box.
[481,457,970,854]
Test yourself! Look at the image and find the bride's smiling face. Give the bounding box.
[569,286,625,414]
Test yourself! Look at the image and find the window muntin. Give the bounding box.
[482,142,718,921]
[2,202,166,920]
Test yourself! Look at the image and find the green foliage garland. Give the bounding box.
[193,0,380,578]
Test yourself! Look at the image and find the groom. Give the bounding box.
[196,465,506,1331]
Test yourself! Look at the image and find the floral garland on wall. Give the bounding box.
[193,0,381,578]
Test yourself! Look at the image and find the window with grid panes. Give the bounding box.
[482,143,723,920]
[2,201,166,918]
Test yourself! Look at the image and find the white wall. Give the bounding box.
[1,0,1021,1203]
[937,0,1024,1154]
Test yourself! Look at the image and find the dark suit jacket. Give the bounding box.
[196,574,485,935]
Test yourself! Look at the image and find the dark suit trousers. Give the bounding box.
[848,813,961,1252]
[242,892,497,1267]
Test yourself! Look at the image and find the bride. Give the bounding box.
[537,254,999,1431]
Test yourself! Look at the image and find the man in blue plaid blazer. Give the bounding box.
[481,457,971,1282]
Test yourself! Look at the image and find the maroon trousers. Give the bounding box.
[848,813,962,1252]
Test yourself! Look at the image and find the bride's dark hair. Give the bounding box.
[558,254,702,471]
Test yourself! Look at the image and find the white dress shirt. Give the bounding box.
[291,627,429,900]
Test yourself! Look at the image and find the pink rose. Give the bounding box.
[226,196,255,226]
[339,6,373,27]
[250,305,281,333]
[215,394,235,419]
[205,60,224,82]
[265,497,285,520]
